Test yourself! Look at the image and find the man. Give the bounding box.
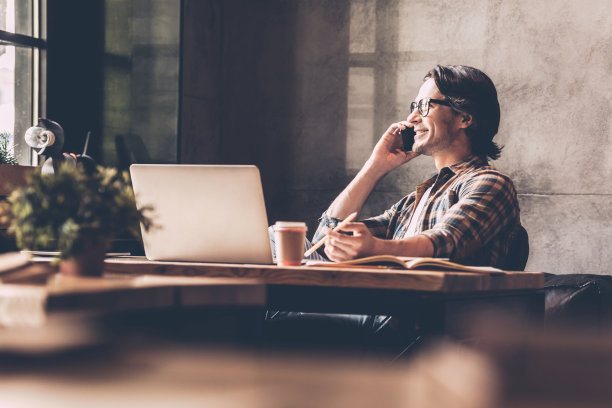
[313,64,521,268]
[266,65,522,353]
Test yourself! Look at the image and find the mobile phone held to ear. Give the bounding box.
[400,126,415,152]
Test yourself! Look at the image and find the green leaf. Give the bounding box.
[9,163,154,259]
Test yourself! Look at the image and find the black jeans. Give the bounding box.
[264,311,419,356]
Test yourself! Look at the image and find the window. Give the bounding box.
[0,0,45,165]
[102,0,180,167]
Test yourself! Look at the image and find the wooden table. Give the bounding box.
[45,273,267,311]
[0,272,271,352]
[20,257,544,341]
[0,272,266,315]
[101,257,545,337]
[104,257,543,293]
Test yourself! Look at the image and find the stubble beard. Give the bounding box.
[413,132,456,156]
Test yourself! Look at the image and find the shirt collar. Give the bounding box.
[416,155,488,192]
[445,155,488,176]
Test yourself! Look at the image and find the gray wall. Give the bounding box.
[182,0,612,275]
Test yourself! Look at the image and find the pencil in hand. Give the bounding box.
[303,212,358,258]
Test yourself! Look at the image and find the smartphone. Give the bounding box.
[400,126,415,152]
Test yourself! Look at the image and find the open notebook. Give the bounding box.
[308,255,503,274]
[130,164,273,264]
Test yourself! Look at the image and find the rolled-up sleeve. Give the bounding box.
[419,172,519,261]
[312,212,342,244]
[312,199,402,245]
[361,197,409,239]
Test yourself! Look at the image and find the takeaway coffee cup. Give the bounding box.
[274,221,307,266]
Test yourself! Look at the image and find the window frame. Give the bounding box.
[0,0,46,165]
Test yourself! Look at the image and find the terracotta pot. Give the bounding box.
[0,164,38,231]
[59,236,109,277]
[0,164,38,196]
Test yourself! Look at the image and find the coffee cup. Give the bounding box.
[273,221,307,266]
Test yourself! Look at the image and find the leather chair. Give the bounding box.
[503,224,529,271]
[500,225,612,328]
[544,273,612,328]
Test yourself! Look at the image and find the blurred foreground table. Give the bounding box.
[0,340,500,408]
[3,314,611,408]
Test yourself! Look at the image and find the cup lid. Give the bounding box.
[274,221,307,229]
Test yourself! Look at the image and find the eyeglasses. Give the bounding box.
[410,97,453,117]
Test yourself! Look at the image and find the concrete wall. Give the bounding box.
[182,0,612,275]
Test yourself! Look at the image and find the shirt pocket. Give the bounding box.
[432,189,458,214]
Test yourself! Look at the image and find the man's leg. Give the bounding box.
[264,312,418,356]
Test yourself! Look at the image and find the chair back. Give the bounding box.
[503,224,529,271]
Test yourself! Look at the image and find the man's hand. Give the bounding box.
[323,222,379,262]
[323,121,419,221]
[366,122,419,175]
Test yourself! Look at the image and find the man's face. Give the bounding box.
[407,78,464,156]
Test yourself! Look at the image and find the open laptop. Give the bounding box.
[129,164,273,264]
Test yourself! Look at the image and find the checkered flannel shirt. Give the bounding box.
[313,155,521,268]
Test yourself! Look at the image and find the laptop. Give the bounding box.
[129,164,273,264]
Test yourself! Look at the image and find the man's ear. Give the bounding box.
[458,113,473,129]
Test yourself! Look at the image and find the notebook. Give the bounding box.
[129,164,273,264]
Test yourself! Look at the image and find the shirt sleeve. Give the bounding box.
[312,195,410,244]
[312,193,415,245]
[311,212,342,244]
[361,196,411,239]
[419,172,519,261]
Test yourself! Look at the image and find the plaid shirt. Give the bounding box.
[314,155,521,268]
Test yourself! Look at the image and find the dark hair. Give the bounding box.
[424,65,502,160]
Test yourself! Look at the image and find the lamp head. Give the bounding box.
[24,118,65,157]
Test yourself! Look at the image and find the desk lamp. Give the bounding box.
[25,118,96,174]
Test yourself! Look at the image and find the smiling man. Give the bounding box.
[314,64,521,268]
[266,65,523,353]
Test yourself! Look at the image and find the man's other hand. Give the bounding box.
[324,222,379,262]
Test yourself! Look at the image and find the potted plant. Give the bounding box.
[6,163,152,276]
[0,132,38,251]
[0,131,18,166]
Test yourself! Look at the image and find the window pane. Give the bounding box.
[102,0,180,167]
[0,44,34,164]
[0,0,33,37]
[346,67,375,172]
[349,0,376,54]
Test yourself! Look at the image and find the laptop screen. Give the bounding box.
[130,164,273,264]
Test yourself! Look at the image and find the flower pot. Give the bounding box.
[0,164,38,229]
[0,165,38,251]
[0,164,37,196]
[59,236,109,277]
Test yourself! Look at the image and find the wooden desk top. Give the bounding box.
[12,257,542,322]
[103,257,544,293]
